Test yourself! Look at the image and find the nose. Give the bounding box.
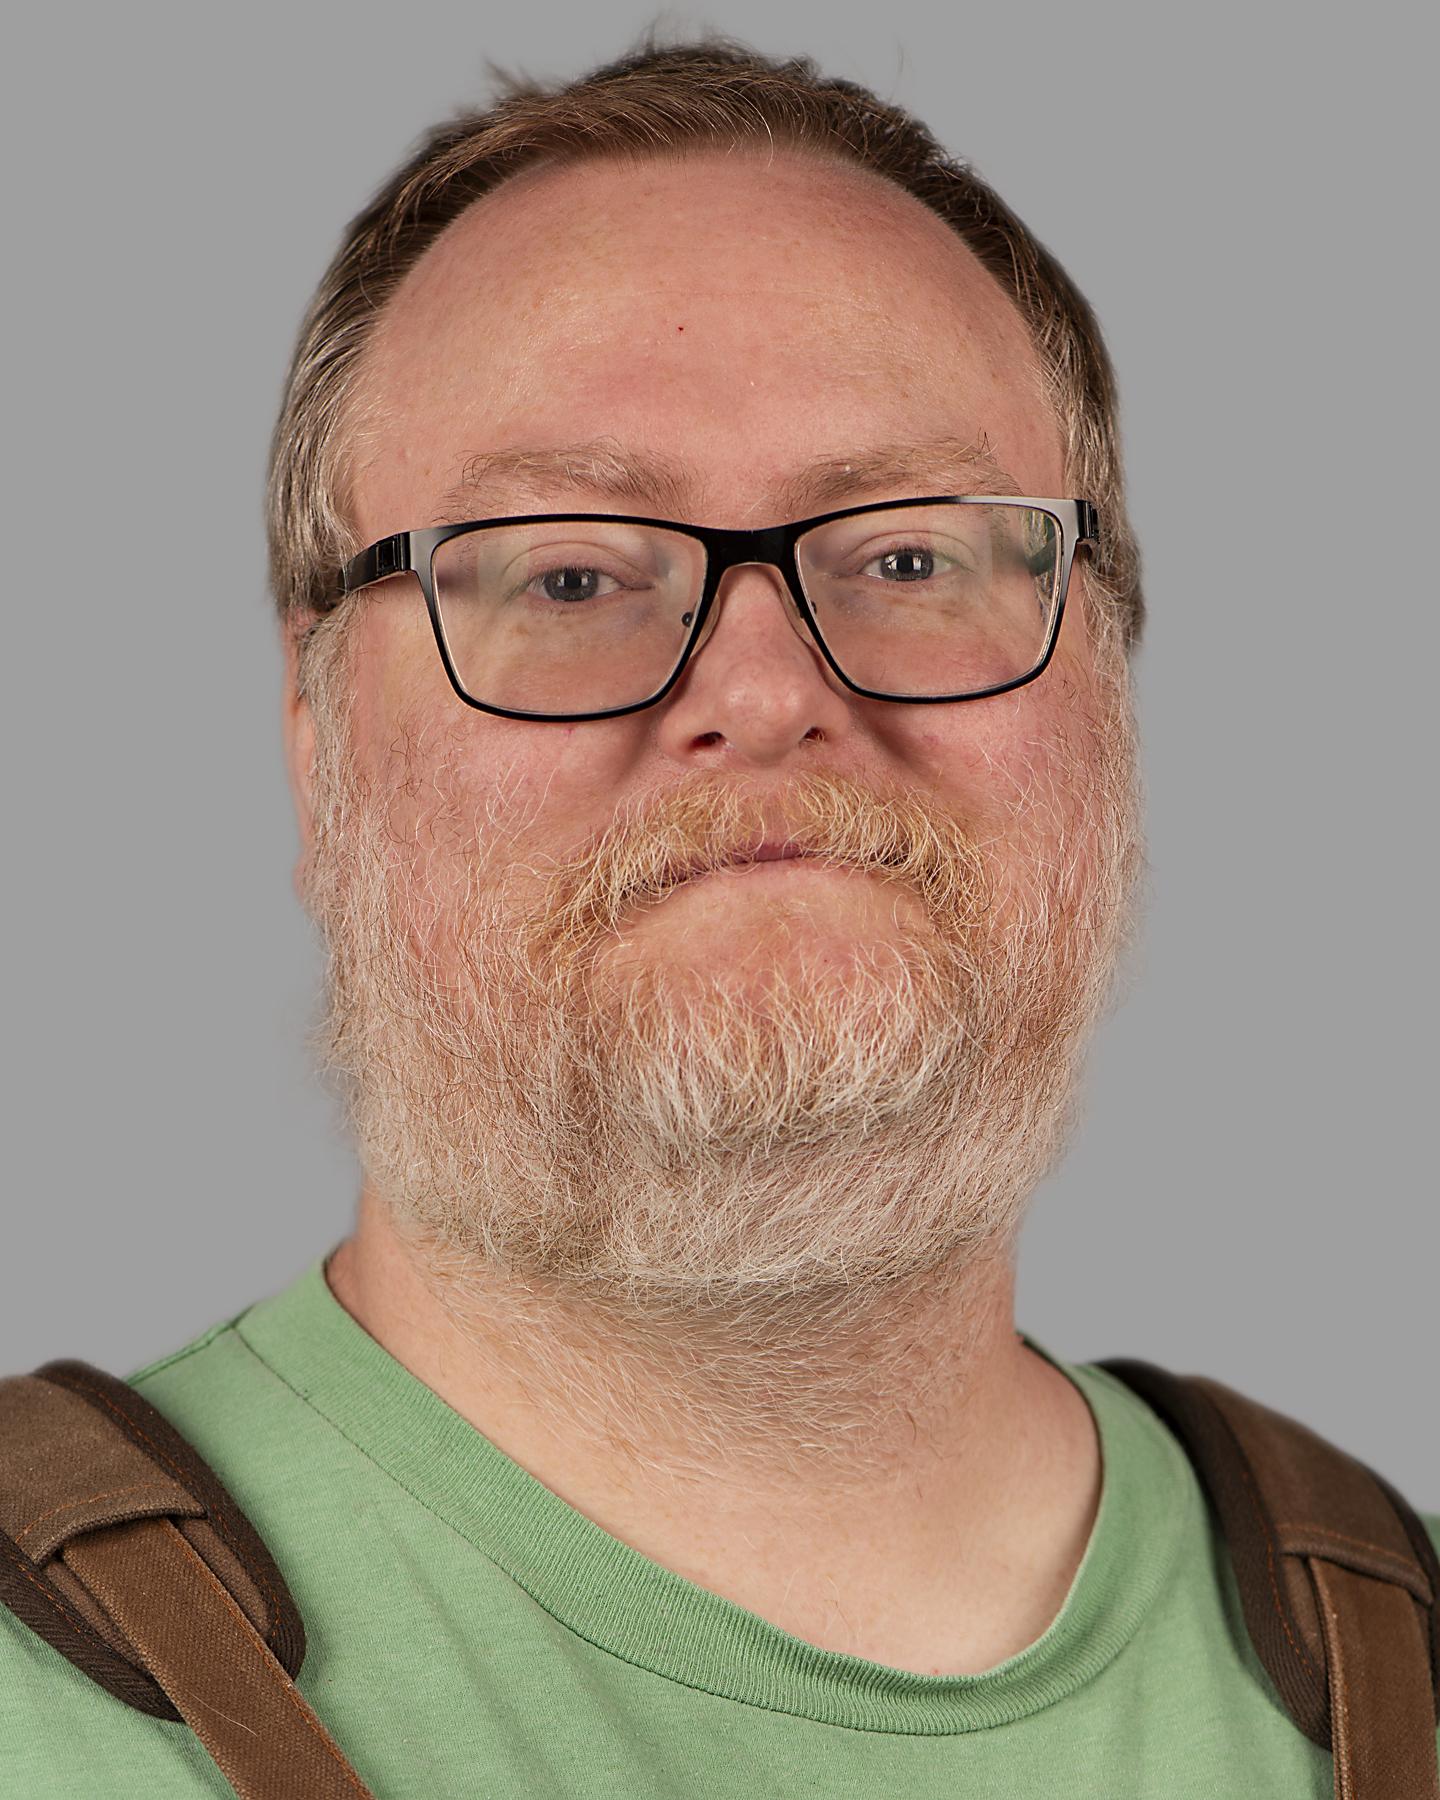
[653,561,854,766]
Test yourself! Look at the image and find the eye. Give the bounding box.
[526,564,626,605]
[857,539,978,584]
[868,546,940,583]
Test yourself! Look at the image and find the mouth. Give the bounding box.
[677,839,824,883]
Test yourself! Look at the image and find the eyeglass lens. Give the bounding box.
[429,503,1062,716]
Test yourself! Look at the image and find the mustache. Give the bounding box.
[517,767,997,946]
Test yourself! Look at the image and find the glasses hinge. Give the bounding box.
[373,536,411,579]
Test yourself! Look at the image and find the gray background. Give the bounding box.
[6,3,1434,1502]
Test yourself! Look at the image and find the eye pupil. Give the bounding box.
[543,567,600,603]
[885,548,933,581]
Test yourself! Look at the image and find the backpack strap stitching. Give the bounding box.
[38,1368,293,1654]
[1227,1410,1323,1679]
[0,1530,122,1652]
[1275,1523,1423,1563]
[1274,1524,1433,1600]
[1314,1564,1358,1800]
[14,1482,194,1547]
[1368,1465,1440,1720]
[0,1525,176,1719]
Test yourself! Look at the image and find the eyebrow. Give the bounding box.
[431,434,1027,526]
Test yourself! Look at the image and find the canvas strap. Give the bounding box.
[0,1359,375,1799]
[1102,1358,1440,1800]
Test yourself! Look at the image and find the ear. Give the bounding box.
[281,621,318,893]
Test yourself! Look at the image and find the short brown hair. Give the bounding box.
[267,34,1144,656]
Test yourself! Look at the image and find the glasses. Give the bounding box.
[335,495,1099,724]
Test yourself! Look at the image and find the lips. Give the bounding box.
[676,838,811,883]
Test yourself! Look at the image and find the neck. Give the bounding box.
[325,1183,1102,1674]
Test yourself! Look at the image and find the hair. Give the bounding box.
[267,32,1144,666]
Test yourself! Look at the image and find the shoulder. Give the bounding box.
[1,1309,265,1795]
[0,1601,231,1793]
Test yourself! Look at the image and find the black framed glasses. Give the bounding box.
[335,495,1099,724]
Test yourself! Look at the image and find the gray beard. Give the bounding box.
[297,617,1142,1481]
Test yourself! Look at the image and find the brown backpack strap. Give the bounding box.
[1101,1358,1440,1800]
[1,1359,374,1800]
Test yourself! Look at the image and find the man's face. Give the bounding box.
[289,147,1139,1321]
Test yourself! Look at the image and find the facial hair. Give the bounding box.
[297,611,1142,1481]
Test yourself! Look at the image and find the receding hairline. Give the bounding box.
[464,131,938,221]
[269,37,1143,651]
[339,138,1054,533]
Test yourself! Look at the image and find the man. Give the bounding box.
[2,35,1435,1799]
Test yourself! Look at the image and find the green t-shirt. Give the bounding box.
[3,1256,1436,1797]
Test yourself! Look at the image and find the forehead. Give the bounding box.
[350,147,1062,536]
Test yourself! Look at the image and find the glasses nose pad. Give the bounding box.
[687,561,815,661]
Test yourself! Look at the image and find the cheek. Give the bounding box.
[344,595,450,772]
[905,669,1106,878]
[348,612,648,863]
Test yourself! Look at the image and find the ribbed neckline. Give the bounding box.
[232,1255,1194,1736]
